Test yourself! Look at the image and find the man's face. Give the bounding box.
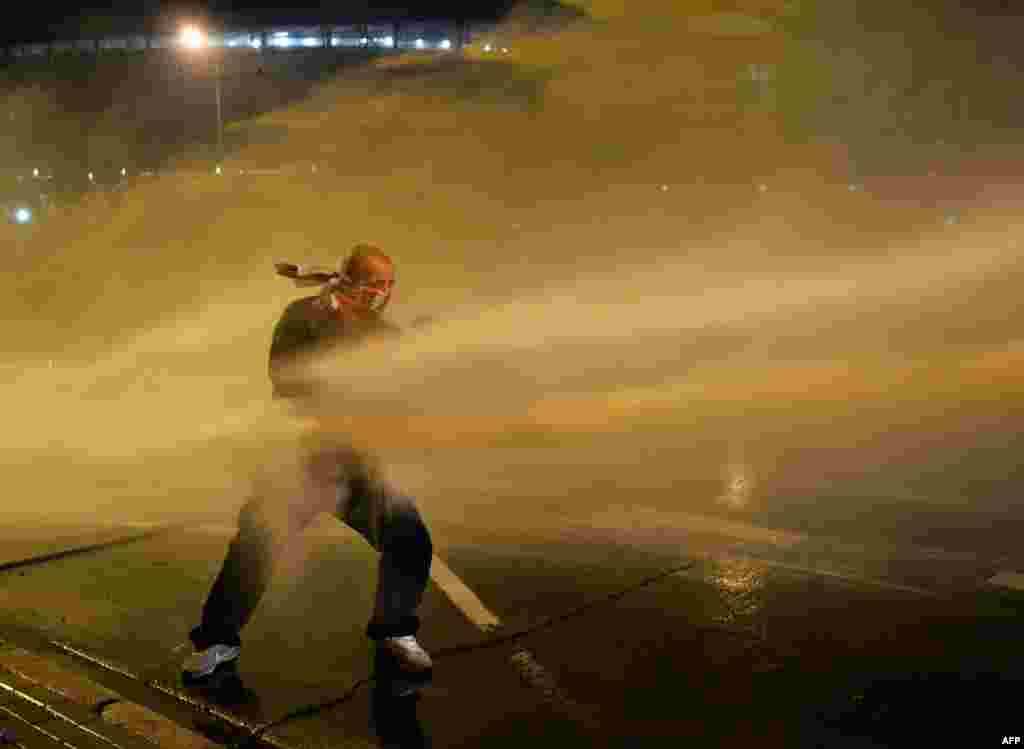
[331,256,395,317]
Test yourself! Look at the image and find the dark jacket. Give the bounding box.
[268,294,402,401]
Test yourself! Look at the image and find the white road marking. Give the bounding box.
[101,517,963,598]
[311,523,504,630]
[420,555,597,730]
[266,521,591,726]
[699,552,943,598]
[255,522,592,727]
[427,554,503,631]
[74,514,978,738]
[586,505,807,548]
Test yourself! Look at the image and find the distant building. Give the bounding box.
[2,20,472,60]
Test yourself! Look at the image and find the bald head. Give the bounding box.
[342,244,394,282]
[330,243,396,315]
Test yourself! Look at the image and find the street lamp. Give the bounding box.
[180,25,205,50]
[177,25,224,167]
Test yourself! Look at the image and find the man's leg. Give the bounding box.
[185,490,321,682]
[189,496,278,651]
[338,475,433,658]
[299,430,434,680]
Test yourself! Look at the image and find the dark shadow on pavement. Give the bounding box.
[184,663,272,748]
[805,670,1022,748]
[372,688,429,749]
[372,645,431,748]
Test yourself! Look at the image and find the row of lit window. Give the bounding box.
[221,34,451,50]
[8,25,503,56]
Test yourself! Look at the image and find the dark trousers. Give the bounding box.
[190,459,433,650]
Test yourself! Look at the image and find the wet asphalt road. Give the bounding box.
[0,482,1022,749]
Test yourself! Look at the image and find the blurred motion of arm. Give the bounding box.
[268,298,321,400]
[312,397,626,450]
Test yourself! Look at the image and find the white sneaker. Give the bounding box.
[182,644,241,685]
[381,636,432,673]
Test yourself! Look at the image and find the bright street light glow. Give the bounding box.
[302,37,318,47]
[121,167,126,176]
[440,39,452,50]
[180,26,206,50]
[88,172,94,182]
[13,207,32,224]
[414,38,425,49]
[360,37,369,45]
[32,168,39,177]
[250,39,262,49]
[382,36,394,47]
[483,43,492,52]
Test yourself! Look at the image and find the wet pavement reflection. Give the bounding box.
[0,517,1023,747]
[707,557,767,625]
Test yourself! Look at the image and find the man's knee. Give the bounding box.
[381,502,433,573]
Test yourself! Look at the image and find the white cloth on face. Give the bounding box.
[274,261,345,288]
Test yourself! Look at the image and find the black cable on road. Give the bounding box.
[0,523,188,574]
[52,554,779,749]
[248,557,772,744]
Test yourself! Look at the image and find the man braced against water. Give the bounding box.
[182,244,434,692]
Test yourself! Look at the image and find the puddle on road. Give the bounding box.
[705,557,768,624]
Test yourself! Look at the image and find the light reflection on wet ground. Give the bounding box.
[706,557,768,626]
[0,510,1022,747]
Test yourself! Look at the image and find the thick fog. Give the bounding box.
[2,2,1021,555]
